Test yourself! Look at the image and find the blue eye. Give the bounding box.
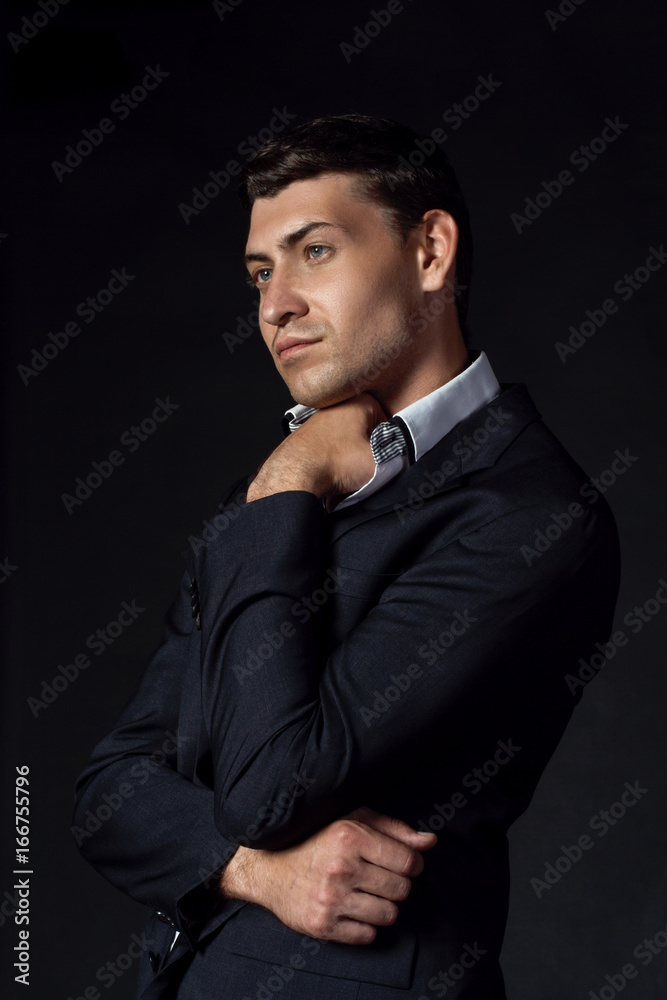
[246,268,272,290]
[245,245,330,291]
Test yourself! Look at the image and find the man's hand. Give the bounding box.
[219,807,437,944]
[246,394,388,506]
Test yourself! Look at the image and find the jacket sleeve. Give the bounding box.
[198,488,619,850]
[72,477,251,949]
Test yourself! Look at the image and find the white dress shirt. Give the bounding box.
[283,351,501,510]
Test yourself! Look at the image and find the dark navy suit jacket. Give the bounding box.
[73,384,620,999]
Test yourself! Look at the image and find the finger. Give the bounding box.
[357,391,390,421]
[358,808,437,851]
[323,918,378,946]
[356,826,426,878]
[349,815,435,877]
[335,893,399,931]
[354,861,413,902]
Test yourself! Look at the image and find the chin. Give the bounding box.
[289,376,356,410]
[298,390,354,410]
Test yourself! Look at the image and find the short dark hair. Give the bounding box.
[237,113,473,337]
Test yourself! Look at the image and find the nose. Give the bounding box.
[260,265,308,329]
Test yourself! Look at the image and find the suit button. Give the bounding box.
[149,950,160,972]
[189,578,201,629]
[155,910,176,928]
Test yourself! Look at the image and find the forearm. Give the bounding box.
[196,488,613,851]
[246,457,322,503]
[199,490,336,846]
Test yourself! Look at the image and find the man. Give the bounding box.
[73,114,620,999]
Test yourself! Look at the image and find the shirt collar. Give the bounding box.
[392,350,500,461]
[282,351,500,462]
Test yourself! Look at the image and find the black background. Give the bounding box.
[2,0,666,997]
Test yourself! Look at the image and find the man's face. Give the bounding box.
[244,172,424,410]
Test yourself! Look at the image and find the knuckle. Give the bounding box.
[305,908,332,939]
[397,847,417,875]
[315,885,339,910]
[396,876,412,901]
[332,821,359,849]
[380,902,399,925]
[321,854,353,880]
[410,852,424,876]
[345,806,364,821]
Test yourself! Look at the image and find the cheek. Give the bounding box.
[333,273,392,330]
[321,273,361,317]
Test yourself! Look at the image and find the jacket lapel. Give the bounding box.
[327,384,541,543]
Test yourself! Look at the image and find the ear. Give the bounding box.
[414,210,459,293]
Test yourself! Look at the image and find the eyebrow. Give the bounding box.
[244,221,351,266]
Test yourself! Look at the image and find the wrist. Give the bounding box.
[244,429,334,503]
[246,464,327,503]
[219,847,253,901]
[219,846,273,906]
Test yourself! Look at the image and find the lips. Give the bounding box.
[275,336,320,359]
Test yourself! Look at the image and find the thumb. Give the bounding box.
[351,806,438,850]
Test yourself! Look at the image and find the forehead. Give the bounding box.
[245,172,388,251]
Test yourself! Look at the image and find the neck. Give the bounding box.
[376,333,470,415]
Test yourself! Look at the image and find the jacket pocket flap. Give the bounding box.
[219,903,416,988]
